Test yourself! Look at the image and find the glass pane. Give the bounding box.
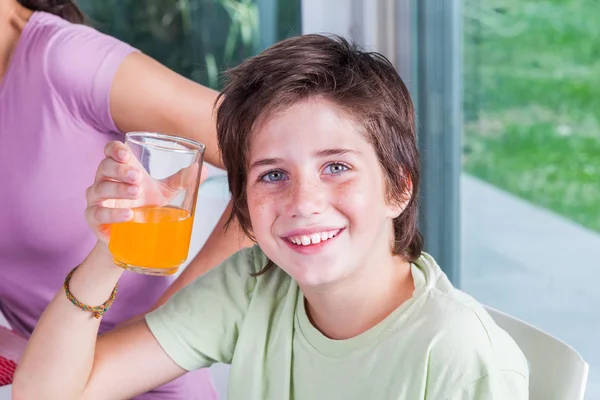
[78,0,301,89]
[462,1,599,397]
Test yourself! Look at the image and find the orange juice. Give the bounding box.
[109,205,194,275]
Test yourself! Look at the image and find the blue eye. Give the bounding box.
[260,170,288,182]
[324,163,349,174]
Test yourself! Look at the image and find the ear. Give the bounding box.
[387,176,413,218]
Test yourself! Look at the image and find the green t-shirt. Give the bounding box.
[146,246,529,399]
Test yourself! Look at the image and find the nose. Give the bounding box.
[285,176,328,219]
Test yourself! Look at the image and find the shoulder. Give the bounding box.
[45,21,134,60]
[409,288,529,398]
[145,246,294,367]
[422,289,516,359]
[43,21,137,97]
[409,254,529,380]
[32,19,138,130]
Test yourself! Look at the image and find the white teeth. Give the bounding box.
[289,230,339,246]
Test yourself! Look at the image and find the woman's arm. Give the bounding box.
[13,244,185,400]
[109,53,253,299]
[110,52,222,168]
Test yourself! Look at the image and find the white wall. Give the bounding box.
[301,0,378,51]
[301,0,410,73]
[302,0,353,38]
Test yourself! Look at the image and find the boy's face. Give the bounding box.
[246,99,402,288]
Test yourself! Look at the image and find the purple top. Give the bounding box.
[0,12,172,337]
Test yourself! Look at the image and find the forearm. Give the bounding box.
[110,53,224,169]
[14,242,124,399]
[153,202,253,309]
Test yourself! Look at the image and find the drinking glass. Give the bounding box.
[108,132,205,276]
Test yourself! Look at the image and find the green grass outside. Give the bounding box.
[463,0,600,232]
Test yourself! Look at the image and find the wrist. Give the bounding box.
[89,241,122,272]
[66,242,124,308]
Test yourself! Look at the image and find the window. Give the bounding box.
[462,1,599,397]
[79,0,301,89]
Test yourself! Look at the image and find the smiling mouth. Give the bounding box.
[285,229,342,246]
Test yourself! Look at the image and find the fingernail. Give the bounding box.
[118,150,128,161]
[128,185,139,195]
[120,209,133,221]
[127,170,139,182]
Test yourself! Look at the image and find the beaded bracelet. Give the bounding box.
[63,266,118,319]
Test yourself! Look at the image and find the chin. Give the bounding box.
[285,263,347,288]
[293,276,334,288]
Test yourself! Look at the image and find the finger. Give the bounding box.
[95,157,141,184]
[86,181,141,205]
[85,206,133,226]
[104,141,130,163]
[104,141,149,177]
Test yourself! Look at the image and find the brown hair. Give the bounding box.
[18,0,85,24]
[217,34,423,270]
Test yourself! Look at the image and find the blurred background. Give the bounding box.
[78,0,302,89]
[72,0,599,397]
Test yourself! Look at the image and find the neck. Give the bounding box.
[0,0,33,81]
[302,238,415,340]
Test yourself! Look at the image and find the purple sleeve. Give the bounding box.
[44,24,139,134]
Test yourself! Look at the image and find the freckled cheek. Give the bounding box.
[247,189,280,231]
[332,178,374,213]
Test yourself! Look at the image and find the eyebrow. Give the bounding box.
[248,148,361,172]
[248,157,284,172]
[315,148,361,158]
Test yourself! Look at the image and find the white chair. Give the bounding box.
[485,306,589,400]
